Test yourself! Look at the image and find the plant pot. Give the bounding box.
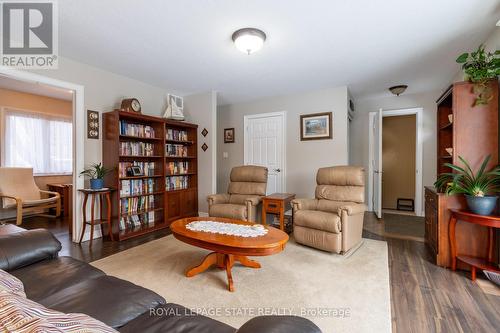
[90,178,104,190]
[465,195,498,216]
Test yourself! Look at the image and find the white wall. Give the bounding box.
[184,91,217,214]
[217,86,349,199]
[349,91,440,209]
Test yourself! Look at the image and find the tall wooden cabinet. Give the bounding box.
[425,80,499,267]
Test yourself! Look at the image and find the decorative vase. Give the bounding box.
[90,178,104,190]
[465,195,498,216]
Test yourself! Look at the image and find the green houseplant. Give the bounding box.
[80,163,111,190]
[434,155,500,215]
[456,44,500,106]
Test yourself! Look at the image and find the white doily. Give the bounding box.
[186,221,268,237]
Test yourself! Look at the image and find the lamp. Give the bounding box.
[389,85,408,96]
[232,28,266,55]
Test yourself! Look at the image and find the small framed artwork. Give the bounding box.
[127,166,143,177]
[224,128,235,143]
[300,112,333,141]
[87,110,99,139]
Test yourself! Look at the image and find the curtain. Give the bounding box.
[4,110,72,175]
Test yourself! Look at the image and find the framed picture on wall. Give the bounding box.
[224,128,235,143]
[300,112,332,141]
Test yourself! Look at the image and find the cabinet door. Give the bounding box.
[425,201,438,255]
[166,192,181,222]
[181,189,197,216]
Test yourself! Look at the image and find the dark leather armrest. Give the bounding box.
[236,316,322,333]
[0,229,62,271]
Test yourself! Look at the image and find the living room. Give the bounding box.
[0,1,499,332]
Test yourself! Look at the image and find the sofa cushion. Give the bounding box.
[209,204,247,220]
[0,290,117,332]
[0,269,25,297]
[11,256,105,302]
[39,275,166,329]
[294,210,341,233]
[119,303,235,333]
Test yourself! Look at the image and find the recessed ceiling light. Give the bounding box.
[232,28,266,55]
[389,85,408,96]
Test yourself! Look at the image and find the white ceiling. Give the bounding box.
[0,75,73,101]
[59,0,500,104]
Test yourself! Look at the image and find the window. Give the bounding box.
[3,110,72,175]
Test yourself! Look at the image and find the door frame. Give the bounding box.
[368,107,424,216]
[0,67,85,242]
[243,111,287,192]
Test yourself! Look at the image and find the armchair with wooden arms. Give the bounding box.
[0,167,61,225]
[292,166,366,254]
[207,165,268,222]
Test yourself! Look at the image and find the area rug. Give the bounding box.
[91,235,391,332]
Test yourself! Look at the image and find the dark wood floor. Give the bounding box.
[21,214,500,333]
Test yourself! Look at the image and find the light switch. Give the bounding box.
[223,152,229,158]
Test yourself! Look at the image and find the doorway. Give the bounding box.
[243,111,286,194]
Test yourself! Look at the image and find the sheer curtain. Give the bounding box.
[4,110,72,175]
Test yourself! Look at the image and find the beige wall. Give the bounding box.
[217,86,349,199]
[382,115,416,209]
[0,88,73,189]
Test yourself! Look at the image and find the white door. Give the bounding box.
[373,108,383,219]
[244,112,286,194]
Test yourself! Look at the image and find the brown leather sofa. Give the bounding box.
[208,165,268,222]
[292,166,366,254]
[0,228,321,333]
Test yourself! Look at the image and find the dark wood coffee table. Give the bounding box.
[170,216,289,292]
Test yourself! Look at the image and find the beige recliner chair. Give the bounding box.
[292,166,366,254]
[207,165,268,222]
[0,167,61,225]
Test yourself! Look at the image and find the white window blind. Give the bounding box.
[4,110,72,175]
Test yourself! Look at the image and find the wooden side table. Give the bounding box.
[262,193,295,231]
[449,209,500,281]
[47,183,73,235]
[78,189,114,247]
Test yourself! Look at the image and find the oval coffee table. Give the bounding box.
[170,216,289,292]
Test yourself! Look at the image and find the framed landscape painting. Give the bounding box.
[300,112,332,141]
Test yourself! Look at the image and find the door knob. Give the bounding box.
[274,168,281,172]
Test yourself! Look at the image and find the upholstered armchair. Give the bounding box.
[207,165,268,222]
[0,167,61,225]
[292,166,366,254]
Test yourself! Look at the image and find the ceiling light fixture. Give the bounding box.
[232,28,266,55]
[389,85,408,96]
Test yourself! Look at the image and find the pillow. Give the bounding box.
[0,290,117,332]
[0,269,25,297]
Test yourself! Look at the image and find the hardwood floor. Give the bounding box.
[20,213,500,332]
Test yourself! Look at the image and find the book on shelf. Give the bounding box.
[165,144,188,157]
[120,179,156,196]
[119,161,156,177]
[120,120,156,138]
[166,175,188,191]
[120,142,155,156]
[166,161,189,175]
[120,195,155,214]
[166,128,188,141]
[119,210,157,231]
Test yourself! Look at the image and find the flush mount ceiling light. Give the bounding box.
[232,28,266,55]
[389,85,408,96]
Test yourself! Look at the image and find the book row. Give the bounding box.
[119,211,157,231]
[166,176,189,191]
[120,142,155,156]
[120,179,156,196]
[166,161,190,175]
[120,195,156,215]
[119,161,157,178]
[119,121,156,138]
[165,144,188,157]
[166,129,188,141]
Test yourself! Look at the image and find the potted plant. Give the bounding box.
[456,44,500,106]
[80,163,111,190]
[435,155,500,215]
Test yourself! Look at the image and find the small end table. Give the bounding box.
[78,188,114,247]
[449,209,500,281]
[262,193,295,231]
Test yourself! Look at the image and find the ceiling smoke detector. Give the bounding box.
[389,85,408,96]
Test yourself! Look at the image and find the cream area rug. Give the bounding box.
[91,235,391,333]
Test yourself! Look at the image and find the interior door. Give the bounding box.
[373,108,383,219]
[244,113,284,194]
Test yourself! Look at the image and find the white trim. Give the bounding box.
[211,91,217,194]
[368,107,424,217]
[0,67,85,242]
[243,111,287,193]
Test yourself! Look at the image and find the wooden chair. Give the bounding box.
[0,167,61,225]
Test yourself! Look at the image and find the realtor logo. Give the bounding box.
[1,0,58,68]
